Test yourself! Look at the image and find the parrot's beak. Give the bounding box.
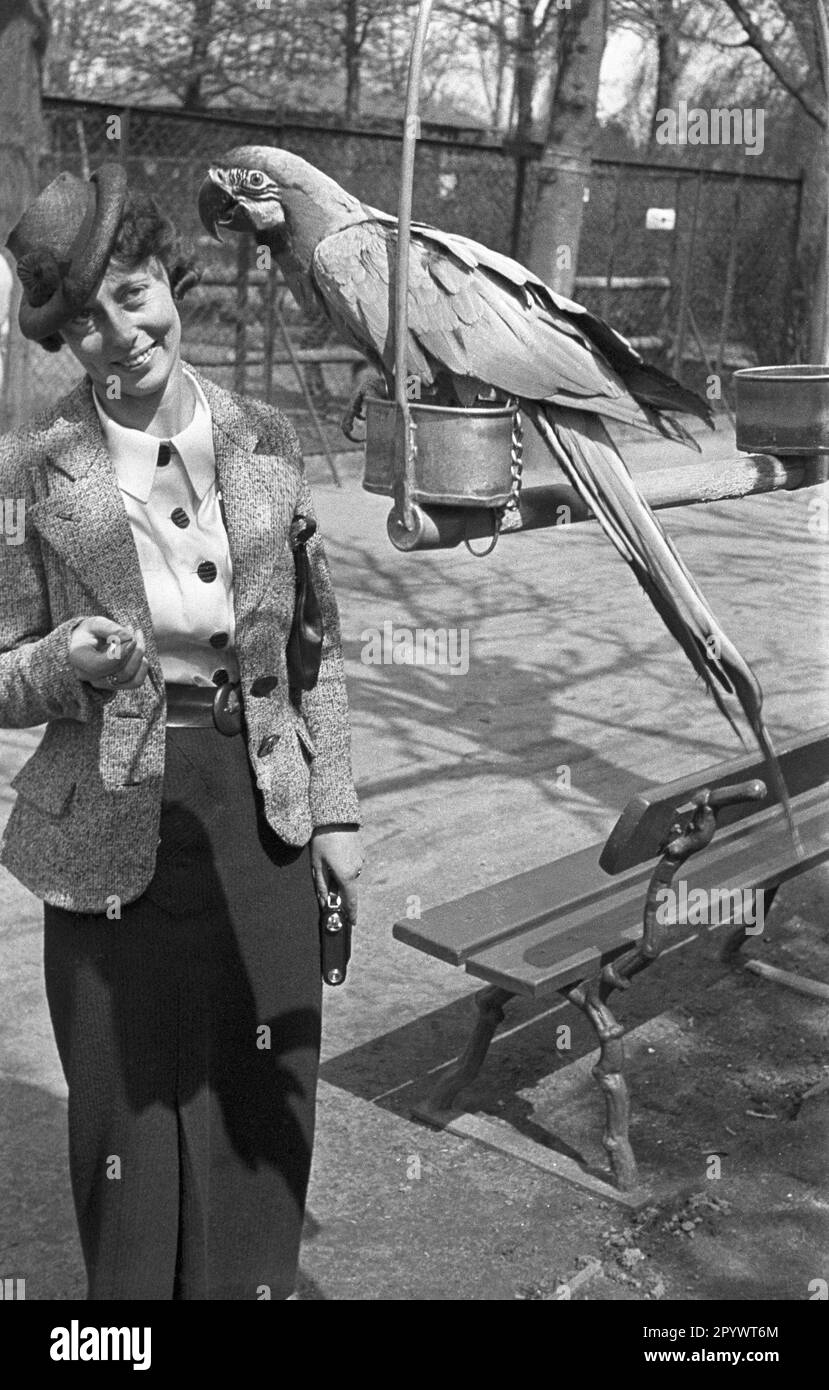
[198,170,238,242]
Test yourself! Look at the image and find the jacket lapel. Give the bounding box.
[198,373,298,630]
[25,382,161,670]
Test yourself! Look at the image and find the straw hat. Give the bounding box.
[5,162,127,340]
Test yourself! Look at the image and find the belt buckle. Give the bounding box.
[213,681,242,736]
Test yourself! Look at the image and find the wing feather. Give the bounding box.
[313,221,654,419]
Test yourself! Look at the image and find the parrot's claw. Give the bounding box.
[341,375,387,442]
[341,398,367,443]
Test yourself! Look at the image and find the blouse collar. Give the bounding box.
[92,368,215,503]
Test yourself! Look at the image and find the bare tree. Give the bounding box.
[721,0,826,125]
[716,0,828,358]
[612,0,687,137]
[528,0,610,294]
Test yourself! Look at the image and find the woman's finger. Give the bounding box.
[312,864,329,905]
[119,656,150,690]
[114,645,144,683]
[111,628,146,682]
[339,880,359,925]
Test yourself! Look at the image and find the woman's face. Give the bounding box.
[60,256,182,399]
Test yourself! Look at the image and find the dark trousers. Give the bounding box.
[43,726,322,1301]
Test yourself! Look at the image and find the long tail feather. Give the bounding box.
[529,403,800,852]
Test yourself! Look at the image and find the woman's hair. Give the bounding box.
[39,189,201,352]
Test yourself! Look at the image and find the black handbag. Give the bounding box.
[320,891,352,986]
[287,514,324,693]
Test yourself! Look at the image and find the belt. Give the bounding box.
[165,681,243,735]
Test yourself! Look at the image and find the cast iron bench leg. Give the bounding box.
[425,984,515,1113]
[720,884,779,961]
[564,976,639,1191]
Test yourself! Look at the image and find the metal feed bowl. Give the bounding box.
[735,365,829,454]
[363,398,516,507]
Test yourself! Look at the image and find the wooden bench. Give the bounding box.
[393,725,829,1195]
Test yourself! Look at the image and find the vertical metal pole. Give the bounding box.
[671,173,703,382]
[234,234,249,395]
[664,173,682,353]
[509,149,528,260]
[601,164,622,320]
[810,0,829,363]
[75,115,90,180]
[785,170,805,360]
[715,176,742,390]
[262,260,275,405]
[393,0,434,532]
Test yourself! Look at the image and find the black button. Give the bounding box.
[171,507,190,529]
[250,675,279,696]
[197,561,218,583]
[209,632,229,649]
[157,442,172,467]
[258,734,280,757]
[212,669,229,686]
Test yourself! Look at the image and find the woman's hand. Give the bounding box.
[310,824,364,923]
[68,617,150,691]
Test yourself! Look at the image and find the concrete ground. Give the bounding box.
[1,417,827,1301]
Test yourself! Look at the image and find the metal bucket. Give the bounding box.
[363,399,516,507]
[734,365,829,454]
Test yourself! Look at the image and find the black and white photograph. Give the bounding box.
[0,0,827,1338]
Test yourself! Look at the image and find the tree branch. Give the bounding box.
[437,2,513,39]
[722,0,826,125]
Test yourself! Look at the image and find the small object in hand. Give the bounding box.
[106,672,120,686]
[320,890,352,986]
[106,635,122,661]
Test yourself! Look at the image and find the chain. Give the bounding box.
[501,404,524,529]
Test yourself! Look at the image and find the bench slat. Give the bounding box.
[392,841,618,966]
[600,725,829,873]
[392,728,829,967]
[463,790,829,996]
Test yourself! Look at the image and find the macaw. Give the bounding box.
[198,146,794,828]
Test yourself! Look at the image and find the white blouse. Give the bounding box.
[92,370,240,687]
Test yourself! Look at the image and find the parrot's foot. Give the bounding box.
[341,374,388,442]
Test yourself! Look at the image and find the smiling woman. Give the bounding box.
[0,163,363,1301]
[55,198,199,431]
[34,189,200,357]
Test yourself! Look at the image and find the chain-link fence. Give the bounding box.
[5,96,804,453]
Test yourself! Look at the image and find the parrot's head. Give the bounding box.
[198,160,284,241]
[198,146,366,269]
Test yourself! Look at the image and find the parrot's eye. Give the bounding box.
[247,171,266,189]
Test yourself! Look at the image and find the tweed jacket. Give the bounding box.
[0,366,360,912]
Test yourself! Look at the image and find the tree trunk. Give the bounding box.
[181,0,215,110]
[344,0,361,120]
[0,0,49,430]
[649,0,681,141]
[492,0,508,133]
[527,0,609,295]
[512,1,537,143]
